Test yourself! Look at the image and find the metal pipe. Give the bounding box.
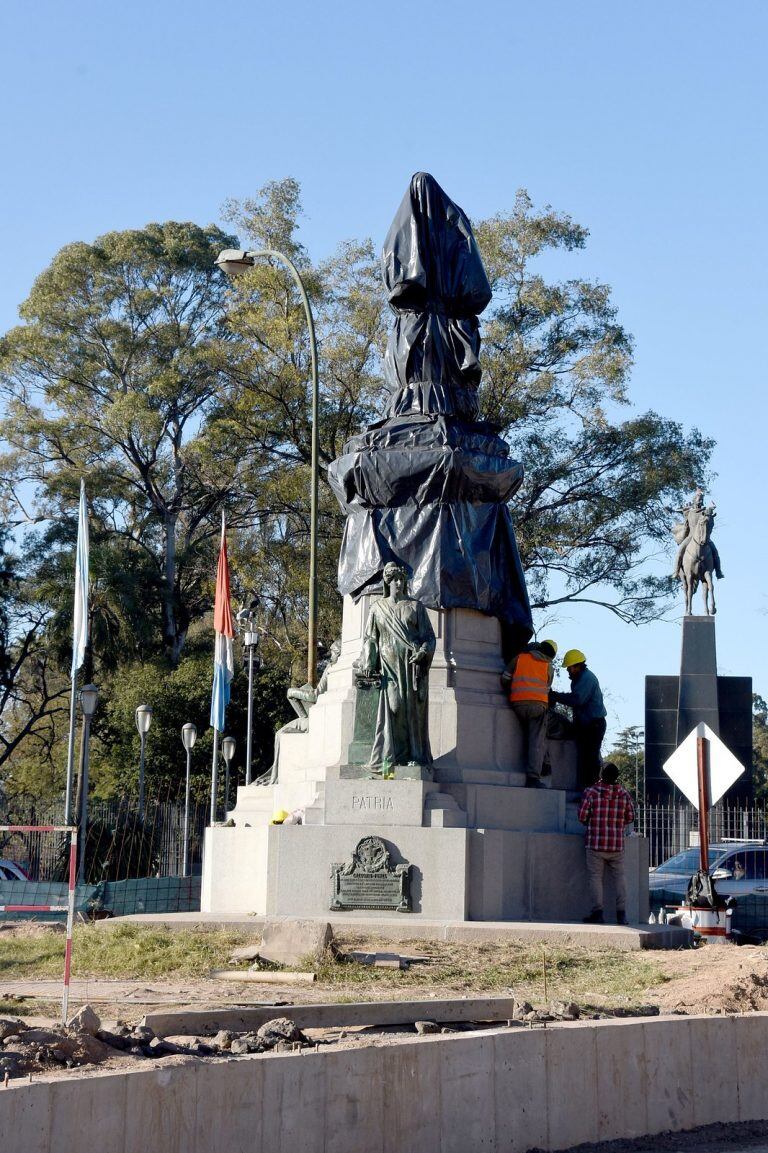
[183,746,192,877]
[217,247,319,686]
[245,645,253,788]
[697,735,711,874]
[210,728,220,825]
[77,714,92,886]
[138,730,146,820]
[63,677,77,825]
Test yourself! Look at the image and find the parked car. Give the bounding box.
[0,859,30,881]
[649,842,768,900]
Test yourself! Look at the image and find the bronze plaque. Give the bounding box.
[330,835,411,913]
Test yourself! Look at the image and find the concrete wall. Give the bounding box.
[201,826,269,915]
[4,1013,767,1153]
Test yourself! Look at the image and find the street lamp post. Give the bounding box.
[77,683,99,886]
[135,704,152,820]
[236,600,260,786]
[216,247,319,686]
[222,735,236,816]
[181,723,197,878]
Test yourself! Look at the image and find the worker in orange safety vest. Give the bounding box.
[500,639,557,787]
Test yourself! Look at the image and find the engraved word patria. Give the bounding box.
[352,794,394,811]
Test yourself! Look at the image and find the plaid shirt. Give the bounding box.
[578,782,635,852]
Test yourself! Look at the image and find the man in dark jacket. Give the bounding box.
[578,762,635,924]
[549,648,607,786]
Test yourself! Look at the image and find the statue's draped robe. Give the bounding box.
[381,172,492,422]
[361,595,436,768]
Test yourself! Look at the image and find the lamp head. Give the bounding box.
[135,704,153,735]
[222,735,236,764]
[215,249,256,277]
[181,723,197,752]
[79,684,99,717]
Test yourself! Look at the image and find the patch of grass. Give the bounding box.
[0,925,255,980]
[0,997,59,1017]
[315,938,667,1008]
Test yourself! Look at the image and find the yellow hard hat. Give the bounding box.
[542,638,558,655]
[562,648,586,669]
[271,809,290,824]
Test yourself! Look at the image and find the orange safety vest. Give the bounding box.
[508,651,550,705]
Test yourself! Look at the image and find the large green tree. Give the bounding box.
[475,192,712,622]
[0,221,241,666]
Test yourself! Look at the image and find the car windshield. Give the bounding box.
[654,848,721,874]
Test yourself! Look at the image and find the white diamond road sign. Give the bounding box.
[662,722,745,810]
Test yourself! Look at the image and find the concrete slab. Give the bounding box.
[735,1011,768,1122]
[143,995,519,1038]
[324,1045,385,1153]
[440,1033,495,1153]
[545,1023,599,1150]
[107,910,692,950]
[262,1048,323,1153]
[383,1038,442,1153]
[124,1064,197,1153]
[494,1027,548,1153]
[643,1016,694,1134]
[258,917,332,966]
[4,1081,51,1153]
[689,1014,738,1128]
[194,1059,263,1153]
[594,1019,648,1142]
[49,1072,126,1153]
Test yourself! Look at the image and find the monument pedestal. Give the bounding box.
[645,615,753,801]
[202,594,648,925]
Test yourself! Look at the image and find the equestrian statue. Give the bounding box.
[672,488,723,615]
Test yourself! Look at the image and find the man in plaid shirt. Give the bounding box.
[578,762,635,925]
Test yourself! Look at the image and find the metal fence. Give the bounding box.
[637,801,768,868]
[0,792,209,882]
[5,793,767,878]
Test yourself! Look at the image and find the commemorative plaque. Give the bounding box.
[330,835,411,912]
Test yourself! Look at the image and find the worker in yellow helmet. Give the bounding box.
[550,649,607,787]
[501,638,558,787]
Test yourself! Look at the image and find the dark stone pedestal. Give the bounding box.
[645,617,752,801]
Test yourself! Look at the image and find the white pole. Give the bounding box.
[63,677,78,825]
[210,729,220,825]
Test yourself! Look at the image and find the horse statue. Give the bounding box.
[677,504,718,615]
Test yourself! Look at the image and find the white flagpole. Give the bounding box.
[64,481,89,825]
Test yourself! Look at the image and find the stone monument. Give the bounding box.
[202,174,648,924]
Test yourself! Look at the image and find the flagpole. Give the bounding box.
[210,509,233,826]
[210,729,220,825]
[65,480,89,825]
[63,675,78,825]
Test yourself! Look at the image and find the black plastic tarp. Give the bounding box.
[329,173,532,640]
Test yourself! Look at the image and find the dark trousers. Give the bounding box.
[510,699,548,779]
[574,718,607,787]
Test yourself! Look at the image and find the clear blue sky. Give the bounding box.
[1,0,766,744]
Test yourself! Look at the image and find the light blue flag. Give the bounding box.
[71,479,89,678]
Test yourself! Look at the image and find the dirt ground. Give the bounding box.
[3,923,768,1024]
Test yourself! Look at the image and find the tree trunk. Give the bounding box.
[161,512,184,666]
